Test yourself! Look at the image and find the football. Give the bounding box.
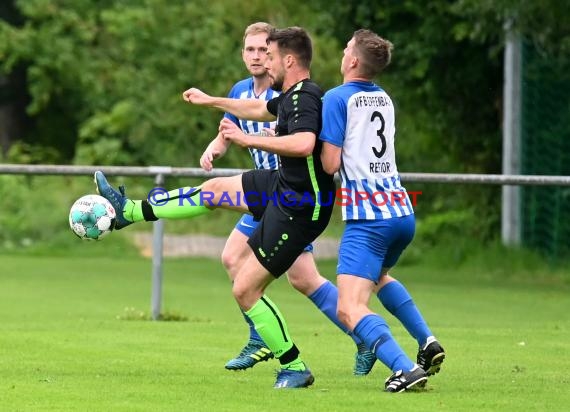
[69,194,116,240]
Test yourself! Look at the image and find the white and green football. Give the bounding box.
[69,194,116,240]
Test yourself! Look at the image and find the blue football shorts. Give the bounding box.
[234,214,314,253]
[337,214,415,283]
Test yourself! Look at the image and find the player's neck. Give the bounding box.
[282,69,310,92]
[252,74,272,97]
[344,74,372,84]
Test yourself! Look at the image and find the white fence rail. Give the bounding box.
[2,164,570,185]
[2,163,570,320]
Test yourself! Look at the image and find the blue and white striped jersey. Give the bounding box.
[320,81,414,221]
[224,78,280,170]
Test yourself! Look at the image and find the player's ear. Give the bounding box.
[351,56,359,68]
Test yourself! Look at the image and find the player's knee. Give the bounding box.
[287,262,324,295]
[221,248,238,273]
[232,281,261,309]
[287,272,311,295]
[231,282,248,305]
[201,177,219,193]
[376,273,396,293]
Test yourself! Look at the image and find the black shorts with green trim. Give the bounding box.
[241,169,333,277]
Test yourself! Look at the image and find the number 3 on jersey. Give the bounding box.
[371,111,386,159]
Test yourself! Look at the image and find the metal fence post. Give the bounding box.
[151,173,165,320]
[502,21,522,246]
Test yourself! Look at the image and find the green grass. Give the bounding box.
[0,254,569,411]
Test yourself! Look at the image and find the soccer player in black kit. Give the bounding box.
[95,27,352,388]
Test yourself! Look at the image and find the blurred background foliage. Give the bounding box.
[1,0,569,259]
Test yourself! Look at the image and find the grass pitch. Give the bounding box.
[0,253,569,411]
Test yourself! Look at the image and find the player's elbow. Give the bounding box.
[321,151,341,174]
[297,139,315,157]
[254,103,275,122]
[292,132,315,157]
[320,142,342,174]
[322,159,340,175]
[259,110,276,122]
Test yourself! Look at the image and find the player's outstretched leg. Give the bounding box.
[417,336,445,376]
[94,171,133,230]
[225,338,274,370]
[95,170,212,227]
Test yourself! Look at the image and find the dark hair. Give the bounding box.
[267,27,312,69]
[353,29,393,78]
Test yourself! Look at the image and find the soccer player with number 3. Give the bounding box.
[320,29,446,392]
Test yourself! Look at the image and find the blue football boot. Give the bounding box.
[273,365,314,389]
[353,342,377,376]
[225,339,274,370]
[94,171,133,230]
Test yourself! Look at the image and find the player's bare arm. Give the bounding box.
[219,118,314,157]
[183,87,275,122]
[320,141,342,175]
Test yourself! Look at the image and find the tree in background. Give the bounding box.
[0,0,27,156]
[0,0,340,167]
[1,0,569,251]
[309,0,570,246]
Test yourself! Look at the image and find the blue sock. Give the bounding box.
[241,310,263,343]
[377,281,432,346]
[308,281,362,345]
[353,314,414,372]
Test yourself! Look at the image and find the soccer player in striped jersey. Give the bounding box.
[320,29,445,392]
[199,23,376,375]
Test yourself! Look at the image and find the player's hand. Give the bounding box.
[182,87,211,105]
[219,118,250,147]
[262,127,276,136]
[199,147,221,172]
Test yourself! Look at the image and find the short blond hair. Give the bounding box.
[243,22,273,44]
